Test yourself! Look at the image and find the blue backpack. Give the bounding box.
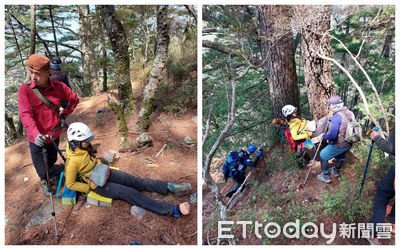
[222,150,245,178]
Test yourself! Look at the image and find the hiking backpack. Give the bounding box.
[222,150,245,178]
[339,111,362,143]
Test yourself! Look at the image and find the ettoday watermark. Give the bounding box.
[218,220,393,244]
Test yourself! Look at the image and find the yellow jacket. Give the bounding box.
[65,143,101,193]
[287,117,312,141]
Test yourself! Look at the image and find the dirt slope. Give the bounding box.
[5,93,197,245]
[202,145,394,245]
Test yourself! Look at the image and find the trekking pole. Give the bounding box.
[42,145,60,242]
[50,123,66,162]
[300,119,330,189]
[299,137,324,189]
[357,127,379,200]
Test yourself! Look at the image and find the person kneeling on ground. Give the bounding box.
[65,122,191,218]
[273,105,315,168]
[315,95,356,183]
[223,144,263,198]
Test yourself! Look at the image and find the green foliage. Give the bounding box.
[320,176,373,223]
[156,37,197,116]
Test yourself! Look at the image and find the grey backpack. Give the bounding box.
[340,111,362,143]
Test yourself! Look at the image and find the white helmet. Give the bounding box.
[282,105,297,118]
[67,122,95,142]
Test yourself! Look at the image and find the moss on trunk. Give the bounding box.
[109,101,129,148]
[136,97,154,132]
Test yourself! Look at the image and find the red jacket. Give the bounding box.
[18,78,79,144]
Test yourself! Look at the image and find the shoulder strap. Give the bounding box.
[26,82,59,114]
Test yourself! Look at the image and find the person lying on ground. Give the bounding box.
[368,129,395,245]
[18,54,79,197]
[315,95,356,183]
[65,122,191,218]
[223,144,263,198]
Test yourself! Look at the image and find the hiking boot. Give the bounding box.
[329,167,340,177]
[41,180,52,197]
[167,183,192,196]
[317,174,331,183]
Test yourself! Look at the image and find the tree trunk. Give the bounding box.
[5,113,18,140]
[24,5,37,83]
[99,5,133,148]
[78,5,92,96]
[97,7,108,92]
[99,5,133,110]
[380,32,393,58]
[257,5,300,116]
[49,5,59,56]
[299,6,334,120]
[29,5,36,55]
[136,5,169,132]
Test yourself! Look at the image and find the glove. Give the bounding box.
[59,113,67,128]
[100,157,109,165]
[257,149,264,157]
[34,134,47,147]
[311,134,324,144]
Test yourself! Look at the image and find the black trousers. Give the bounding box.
[226,172,246,197]
[29,138,62,180]
[371,167,395,237]
[93,169,174,216]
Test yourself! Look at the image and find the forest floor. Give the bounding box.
[5,92,197,245]
[202,144,395,245]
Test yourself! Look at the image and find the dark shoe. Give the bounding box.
[317,174,331,183]
[41,180,52,197]
[329,167,340,177]
[167,183,192,196]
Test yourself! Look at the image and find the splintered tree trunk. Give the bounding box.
[99,5,133,110]
[136,5,169,132]
[257,6,300,116]
[99,5,133,148]
[299,6,334,120]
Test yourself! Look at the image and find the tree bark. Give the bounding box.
[257,5,300,116]
[380,32,393,58]
[136,5,169,132]
[97,7,108,92]
[78,5,92,96]
[99,5,133,148]
[99,5,133,111]
[299,5,334,120]
[6,113,18,140]
[29,5,36,55]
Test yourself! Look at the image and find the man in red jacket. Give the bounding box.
[18,54,79,196]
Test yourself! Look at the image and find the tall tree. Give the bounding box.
[78,5,92,96]
[99,5,133,148]
[97,7,108,92]
[257,5,300,116]
[297,5,334,120]
[136,5,170,132]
